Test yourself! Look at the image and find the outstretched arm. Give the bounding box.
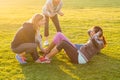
[35,31,45,53]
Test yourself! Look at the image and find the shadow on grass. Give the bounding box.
[20,52,120,80]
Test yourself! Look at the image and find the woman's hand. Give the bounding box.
[41,48,50,56]
[58,11,64,16]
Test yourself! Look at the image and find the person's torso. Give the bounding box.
[80,39,104,61]
[11,23,36,48]
[42,0,62,16]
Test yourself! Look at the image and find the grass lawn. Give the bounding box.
[0,0,120,80]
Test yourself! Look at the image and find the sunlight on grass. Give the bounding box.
[59,65,80,80]
[0,0,120,80]
[56,52,77,69]
[57,53,80,80]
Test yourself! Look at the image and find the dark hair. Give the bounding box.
[93,26,107,47]
[93,26,103,37]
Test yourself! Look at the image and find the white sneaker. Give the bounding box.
[44,41,49,46]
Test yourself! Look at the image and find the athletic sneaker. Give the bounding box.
[44,40,49,46]
[40,56,51,63]
[15,54,27,64]
[35,58,41,63]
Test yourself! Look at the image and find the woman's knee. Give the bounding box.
[60,40,69,45]
[56,32,63,37]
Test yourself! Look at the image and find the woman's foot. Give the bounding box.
[39,56,51,63]
[15,54,27,64]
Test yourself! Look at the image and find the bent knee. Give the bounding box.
[56,32,63,37]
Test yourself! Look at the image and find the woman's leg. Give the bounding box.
[12,43,39,61]
[45,32,71,53]
[44,16,49,38]
[46,40,78,64]
[44,16,49,46]
[51,14,62,32]
[53,32,75,47]
[45,42,56,54]
[45,32,75,54]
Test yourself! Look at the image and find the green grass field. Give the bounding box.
[0,0,120,80]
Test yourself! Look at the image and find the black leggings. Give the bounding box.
[56,40,78,64]
[44,14,62,37]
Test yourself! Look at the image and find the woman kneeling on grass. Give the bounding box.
[40,26,107,64]
[11,14,46,64]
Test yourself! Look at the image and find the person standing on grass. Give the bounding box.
[42,0,64,46]
[40,26,107,64]
[11,14,46,64]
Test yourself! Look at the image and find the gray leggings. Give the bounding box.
[44,14,62,37]
[56,40,78,64]
[12,43,39,61]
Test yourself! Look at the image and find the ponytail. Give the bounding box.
[102,36,107,47]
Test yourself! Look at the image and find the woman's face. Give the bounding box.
[90,29,96,37]
[53,0,60,5]
[38,17,46,26]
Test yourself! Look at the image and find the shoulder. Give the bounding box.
[22,22,33,28]
[21,22,35,33]
[46,0,52,5]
